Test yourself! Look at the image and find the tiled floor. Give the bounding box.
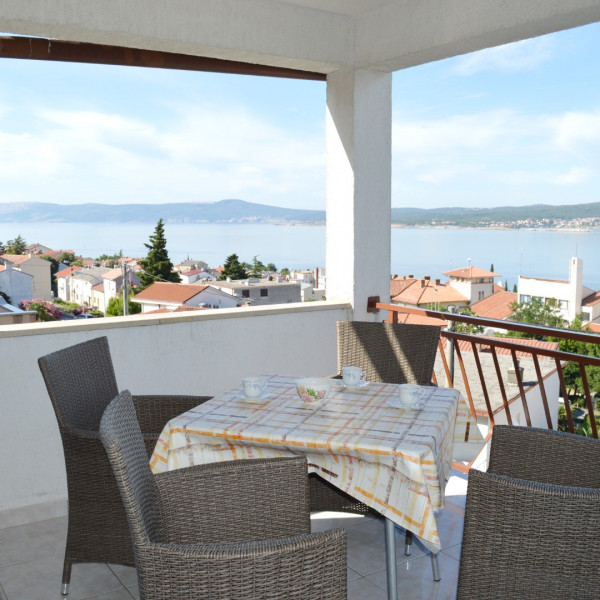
[0,472,467,600]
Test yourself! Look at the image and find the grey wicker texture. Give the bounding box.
[457,468,600,599]
[310,320,440,516]
[100,390,347,600]
[488,424,600,488]
[38,336,212,593]
[335,320,441,386]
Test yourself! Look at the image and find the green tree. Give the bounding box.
[138,219,181,290]
[267,262,277,272]
[218,253,248,280]
[505,298,563,339]
[59,252,76,265]
[512,284,517,292]
[106,291,142,316]
[504,280,509,291]
[490,263,494,272]
[0,240,4,253]
[280,267,290,277]
[437,305,484,334]
[249,255,266,278]
[5,235,26,254]
[40,255,60,295]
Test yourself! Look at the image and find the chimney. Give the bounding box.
[424,275,430,281]
[435,279,441,285]
[408,274,414,279]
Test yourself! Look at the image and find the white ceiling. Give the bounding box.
[274,0,399,17]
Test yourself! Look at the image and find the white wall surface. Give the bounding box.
[0,301,350,528]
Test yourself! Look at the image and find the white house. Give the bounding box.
[0,262,34,306]
[180,269,216,284]
[70,267,112,308]
[211,278,302,306]
[55,266,82,303]
[444,266,500,304]
[0,253,52,301]
[518,257,599,324]
[132,282,239,313]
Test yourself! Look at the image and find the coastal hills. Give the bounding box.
[0,199,599,228]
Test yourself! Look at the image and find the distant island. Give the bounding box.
[1,199,599,229]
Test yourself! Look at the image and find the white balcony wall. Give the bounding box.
[0,301,350,528]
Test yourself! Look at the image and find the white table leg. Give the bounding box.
[384,517,398,600]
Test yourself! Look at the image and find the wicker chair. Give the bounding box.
[310,320,441,554]
[487,424,600,488]
[334,320,441,386]
[38,336,212,595]
[100,390,347,600]
[457,468,600,599]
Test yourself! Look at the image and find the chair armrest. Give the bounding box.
[488,425,600,488]
[137,529,347,600]
[458,469,600,599]
[132,394,212,434]
[153,456,311,543]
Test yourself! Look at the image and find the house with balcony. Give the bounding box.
[70,267,112,308]
[444,266,500,304]
[518,257,600,325]
[3,2,600,598]
[55,266,82,303]
[391,275,469,313]
[212,278,302,306]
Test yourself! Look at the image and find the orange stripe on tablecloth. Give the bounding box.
[355,486,422,529]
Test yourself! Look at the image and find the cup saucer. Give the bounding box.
[387,397,425,410]
[240,392,271,402]
[342,380,369,389]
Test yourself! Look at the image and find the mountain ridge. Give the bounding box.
[0,199,599,226]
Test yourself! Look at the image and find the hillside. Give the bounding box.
[1,199,599,227]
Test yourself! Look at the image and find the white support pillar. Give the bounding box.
[325,68,392,321]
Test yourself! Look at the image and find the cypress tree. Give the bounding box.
[138,219,181,290]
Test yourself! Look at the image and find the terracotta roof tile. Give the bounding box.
[56,266,82,278]
[133,282,208,303]
[470,290,517,320]
[441,335,559,357]
[443,266,500,279]
[391,278,467,305]
[586,322,600,333]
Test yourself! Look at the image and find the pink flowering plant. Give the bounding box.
[19,299,64,321]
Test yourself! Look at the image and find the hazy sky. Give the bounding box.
[1,21,599,210]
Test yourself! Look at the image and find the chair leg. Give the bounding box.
[404,530,413,556]
[61,559,72,595]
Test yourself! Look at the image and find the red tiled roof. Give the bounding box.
[395,312,447,327]
[92,283,104,292]
[390,277,418,297]
[182,269,202,277]
[133,282,208,303]
[583,291,600,307]
[391,278,467,305]
[441,336,559,357]
[443,266,500,279]
[1,254,30,265]
[56,266,82,278]
[470,290,517,320]
[586,322,600,333]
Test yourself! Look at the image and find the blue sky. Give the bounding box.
[1,21,599,210]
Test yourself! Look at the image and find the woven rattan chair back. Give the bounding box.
[100,390,159,544]
[336,320,440,386]
[457,468,600,599]
[39,336,118,431]
[488,424,600,489]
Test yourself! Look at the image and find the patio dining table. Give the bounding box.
[150,374,481,600]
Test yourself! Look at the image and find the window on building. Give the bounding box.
[520,295,531,303]
[241,289,250,298]
[559,299,569,310]
[260,288,268,297]
[478,290,485,300]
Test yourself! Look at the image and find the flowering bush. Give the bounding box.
[19,299,65,321]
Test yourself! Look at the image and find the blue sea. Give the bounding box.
[2,222,599,291]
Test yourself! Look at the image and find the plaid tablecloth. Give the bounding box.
[150,375,481,551]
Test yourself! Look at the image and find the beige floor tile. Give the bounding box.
[348,575,388,600]
[0,553,124,600]
[366,552,460,600]
[0,517,67,567]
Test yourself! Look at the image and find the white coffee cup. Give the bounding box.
[342,366,365,387]
[242,377,268,399]
[398,384,424,407]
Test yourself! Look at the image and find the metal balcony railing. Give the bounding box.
[367,297,600,451]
